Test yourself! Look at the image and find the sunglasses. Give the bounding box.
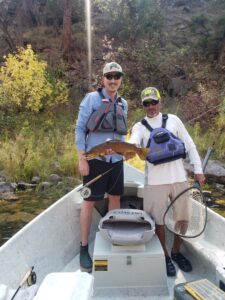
[105,73,122,80]
[143,100,159,107]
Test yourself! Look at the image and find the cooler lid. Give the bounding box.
[98,209,155,246]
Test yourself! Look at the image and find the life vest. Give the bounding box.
[141,114,186,165]
[86,88,127,135]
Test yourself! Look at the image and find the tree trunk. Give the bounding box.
[218,34,225,66]
[62,0,72,61]
[0,17,15,50]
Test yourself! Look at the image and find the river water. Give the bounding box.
[0,178,81,247]
[0,185,224,247]
[0,190,60,246]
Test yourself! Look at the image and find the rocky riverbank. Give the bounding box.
[0,173,81,202]
[0,160,225,202]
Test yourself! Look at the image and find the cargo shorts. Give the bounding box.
[143,182,190,225]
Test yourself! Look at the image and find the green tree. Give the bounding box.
[0,45,68,112]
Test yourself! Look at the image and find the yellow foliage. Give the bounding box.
[127,156,145,172]
[0,45,68,111]
[125,132,145,171]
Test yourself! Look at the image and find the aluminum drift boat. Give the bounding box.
[0,164,225,299]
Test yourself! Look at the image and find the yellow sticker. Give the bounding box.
[94,260,108,271]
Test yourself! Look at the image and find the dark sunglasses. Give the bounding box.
[143,100,159,107]
[105,73,122,80]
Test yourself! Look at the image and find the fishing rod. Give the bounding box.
[77,165,118,199]
[10,266,36,300]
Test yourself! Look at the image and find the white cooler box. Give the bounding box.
[92,232,169,298]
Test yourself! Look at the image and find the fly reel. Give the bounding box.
[27,267,37,286]
[80,187,91,199]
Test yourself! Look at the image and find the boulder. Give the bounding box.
[47,174,62,184]
[184,160,225,184]
[0,192,19,201]
[0,182,15,193]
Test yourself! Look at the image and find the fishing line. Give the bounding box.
[101,163,123,197]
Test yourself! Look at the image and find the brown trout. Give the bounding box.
[84,139,149,160]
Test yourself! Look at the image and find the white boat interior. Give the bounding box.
[0,163,225,299]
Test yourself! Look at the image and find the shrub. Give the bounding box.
[0,45,69,112]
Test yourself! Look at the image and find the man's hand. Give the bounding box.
[78,152,89,176]
[194,174,205,186]
[105,148,115,155]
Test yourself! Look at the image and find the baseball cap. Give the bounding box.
[141,87,161,103]
[103,62,124,75]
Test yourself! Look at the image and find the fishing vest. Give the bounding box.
[141,114,186,165]
[86,88,128,135]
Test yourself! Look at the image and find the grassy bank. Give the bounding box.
[0,110,79,182]
[0,107,224,182]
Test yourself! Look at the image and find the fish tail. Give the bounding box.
[137,148,149,160]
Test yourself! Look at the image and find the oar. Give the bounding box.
[10,266,35,300]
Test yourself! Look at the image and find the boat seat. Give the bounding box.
[33,271,94,300]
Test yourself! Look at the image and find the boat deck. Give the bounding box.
[1,164,225,299]
[61,193,216,299]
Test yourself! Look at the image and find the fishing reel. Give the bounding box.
[27,266,37,286]
[80,187,91,199]
[10,267,37,300]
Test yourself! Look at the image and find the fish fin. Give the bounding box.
[85,156,93,161]
[84,152,93,160]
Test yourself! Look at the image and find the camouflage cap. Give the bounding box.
[103,62,124,75]
[141,87,161,102]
